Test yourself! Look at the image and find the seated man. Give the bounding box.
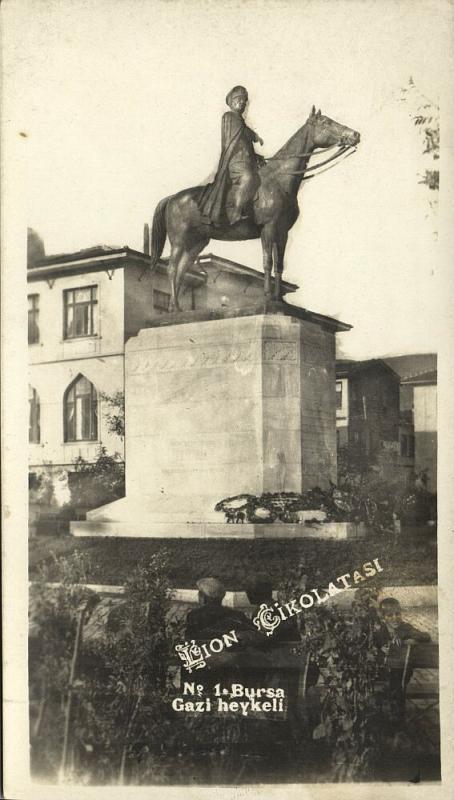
[376,596,431,721]
[186,576,255,641]
[185,578,263,691]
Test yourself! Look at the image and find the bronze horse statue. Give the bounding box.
[150,107,360,310]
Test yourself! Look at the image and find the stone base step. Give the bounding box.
[70,520,366,540]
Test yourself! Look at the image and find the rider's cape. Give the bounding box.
[197,110,255,225]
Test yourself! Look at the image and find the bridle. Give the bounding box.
[265,116,358,178]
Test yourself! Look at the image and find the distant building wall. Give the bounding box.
[199,269,267,310]
[124,264,196,341]
[347,368,400,458]
[413,384,437,491]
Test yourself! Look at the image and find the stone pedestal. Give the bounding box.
[72,305,350,537]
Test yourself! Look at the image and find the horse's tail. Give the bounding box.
[150,195,171,272]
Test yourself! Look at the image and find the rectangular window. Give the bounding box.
[64,286,98,339]
[336,381,343,410]
[153,289,171,313]
[29,386,40,443]
[28,294,40,344]
[400,433,415,458]
[401,434,415,458]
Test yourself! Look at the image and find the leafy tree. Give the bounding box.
[101,391,125,440]
[399,78,439,201]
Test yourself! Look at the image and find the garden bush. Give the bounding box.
[29,553,436,784]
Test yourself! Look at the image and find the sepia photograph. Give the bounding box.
[2,0,454,796]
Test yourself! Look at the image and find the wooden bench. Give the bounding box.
[172,640,439,708]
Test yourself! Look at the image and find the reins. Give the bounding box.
[301,146,357,180]
[265,143,357,179]
[267,144,338,161]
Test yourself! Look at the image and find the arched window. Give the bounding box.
[64,375,98,442]
[29,385,40,443]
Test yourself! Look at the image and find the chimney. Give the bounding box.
[27,228,45,267]
[143,223,150,255]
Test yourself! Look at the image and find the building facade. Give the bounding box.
[335,359,402,476]
[383,354,437,487]
[402,370,437,492]
[336,354,437,489]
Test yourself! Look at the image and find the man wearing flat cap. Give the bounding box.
[198,86,264,226]
[186,576,254,641]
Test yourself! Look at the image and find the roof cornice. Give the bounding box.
[27,249,205,285]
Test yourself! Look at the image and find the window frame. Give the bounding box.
[64,375,98,443]
[400,433,415,459]
[153,288,171,314]
[63,285,98,340]
[29,385,40,443]
[28,294,40,344]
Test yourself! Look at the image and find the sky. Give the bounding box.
[3,0,453,358]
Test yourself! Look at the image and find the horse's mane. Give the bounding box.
[268,118,313,162]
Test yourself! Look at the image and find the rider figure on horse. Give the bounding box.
[198,86,264,226]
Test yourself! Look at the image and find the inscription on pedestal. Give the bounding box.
[263,340,298,361]
[128,342,256,374]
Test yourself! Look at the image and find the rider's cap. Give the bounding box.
[197,577,226,600]
[226,85,248,106]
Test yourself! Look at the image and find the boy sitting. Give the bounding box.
[376,597,431,721]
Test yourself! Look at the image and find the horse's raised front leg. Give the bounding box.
[260,228,274,299]
[273,229,288,302]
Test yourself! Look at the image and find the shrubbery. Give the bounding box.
[215,446,436,533]
[29,551,436,784]
[68,446,125,510]
[30,549,182,784]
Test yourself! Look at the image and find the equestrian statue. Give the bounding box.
[149,87,360,311]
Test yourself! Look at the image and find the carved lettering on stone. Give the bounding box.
[263,340,297,362]
[129,343,255,374]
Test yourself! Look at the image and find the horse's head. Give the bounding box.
[308,106,360,148]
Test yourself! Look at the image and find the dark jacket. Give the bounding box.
[376,620,431,651]
[185,603,255,641]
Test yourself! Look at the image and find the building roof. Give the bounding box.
[382,353,437,380]
[402,369,437,386]
[26,245,208,286]
[336,358,400,380]
[27,246,298,294]
[197,253,298,294]
[28,244,124,267]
